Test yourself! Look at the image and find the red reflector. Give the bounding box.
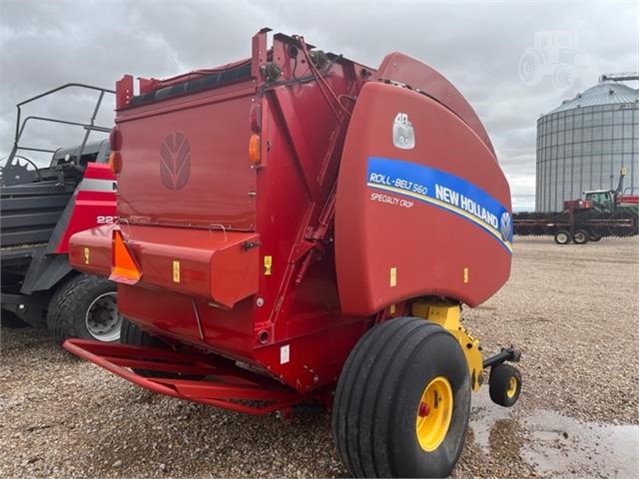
[249,103,262,133]
[109,126,122,151]
[109,230,141,285]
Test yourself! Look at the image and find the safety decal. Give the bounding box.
[172,260,181,283]
[367,156,513,253]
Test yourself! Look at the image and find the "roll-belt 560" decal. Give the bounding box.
[367,156,513,253]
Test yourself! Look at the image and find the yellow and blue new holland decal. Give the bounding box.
[367,157,513,253]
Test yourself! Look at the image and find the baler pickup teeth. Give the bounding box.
[63,339,305,415]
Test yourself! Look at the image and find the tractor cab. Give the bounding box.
[584,189,615,212]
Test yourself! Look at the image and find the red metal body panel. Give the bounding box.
[375,53,495,156]
[116,84,257,229]
[619,194,639,205]
[335,83,511,315]
[68,30,511,407]
[54,163,117,253]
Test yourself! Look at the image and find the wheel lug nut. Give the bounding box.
[418,402,430,417]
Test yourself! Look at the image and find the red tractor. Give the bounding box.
[1,84,119,343]
[514,168,639,244]
[64,30,521,477]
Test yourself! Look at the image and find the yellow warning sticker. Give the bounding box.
[389,303,396,315]
[83,247,90,265]
[172,260,180,283]
[390,267,397,287]
[264,255,272,276]
[463,267,469,284]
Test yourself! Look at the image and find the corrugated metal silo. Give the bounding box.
[536,78,639,212]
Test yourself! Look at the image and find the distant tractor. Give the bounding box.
[519,31,598,89]
[0,84,120,344]
[514,168,638,244]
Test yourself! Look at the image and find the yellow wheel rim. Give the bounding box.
[415,376,453,452]
[506,376,518,398]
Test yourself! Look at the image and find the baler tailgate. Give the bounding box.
[63,339,305,415]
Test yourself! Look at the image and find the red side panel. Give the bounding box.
[70,224,259,309]
[376,52,495,156]
[68,224,114,277]
[54,163,117,253]
[115,84,257,230]
[335,82,512,316]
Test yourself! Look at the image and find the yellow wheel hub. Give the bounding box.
[415,376,453,452]
[506,376,518,398]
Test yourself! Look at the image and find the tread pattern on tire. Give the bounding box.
[46,274,115,345]
[489,363,522,407]
[333,317,454,478]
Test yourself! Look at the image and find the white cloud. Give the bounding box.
[1,0,636,209]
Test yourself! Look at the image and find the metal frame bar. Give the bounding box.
[482,347,521,369]
[6,83,115,169]
[63,338,307,416]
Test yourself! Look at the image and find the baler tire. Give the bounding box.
[554,230,571,245]
[489,363,522,407]
[120,318,204,380]
[572,230,588,245]
[46,274,121,345]
[332,317,471,478]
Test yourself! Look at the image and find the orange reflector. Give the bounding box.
[248,134,261,166]
[109,230,141,285]
[108,151,122,175]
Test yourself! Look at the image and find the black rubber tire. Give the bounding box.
[46,274,120,345]
[589,234,602,242]
[120,318,204,379]
[1,311,30,328]
[332,317,471,478]
[554,230,571,245]
[489,364,522,407]
[572,229,589,245]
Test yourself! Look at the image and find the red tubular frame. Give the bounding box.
[63,339,307,415]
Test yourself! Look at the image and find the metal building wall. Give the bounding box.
[536,104,639,212]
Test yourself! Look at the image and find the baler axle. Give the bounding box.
[482,347,521,369]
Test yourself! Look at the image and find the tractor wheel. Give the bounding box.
[572,230,589,245]
[120,318,204,379]
[554,230,571,245]
[489,364,522,407]
[47,274,121,345]
[332,317,470,478]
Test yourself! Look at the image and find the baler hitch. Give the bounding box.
[482,347,521,369]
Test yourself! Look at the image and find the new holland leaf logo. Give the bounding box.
[160,132,191,190]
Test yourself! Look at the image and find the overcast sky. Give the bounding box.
[1,0,637,209]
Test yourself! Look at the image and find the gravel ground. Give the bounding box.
[1,236,637,478]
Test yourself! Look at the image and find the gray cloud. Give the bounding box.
[1,0,637,210]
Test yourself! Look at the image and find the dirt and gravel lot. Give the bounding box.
[1,237,638,478]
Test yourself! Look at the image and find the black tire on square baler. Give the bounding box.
[47,274,120,345]
[332,317,471,478]
[120,318,204,380]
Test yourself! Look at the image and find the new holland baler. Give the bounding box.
[64,29,521,478]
